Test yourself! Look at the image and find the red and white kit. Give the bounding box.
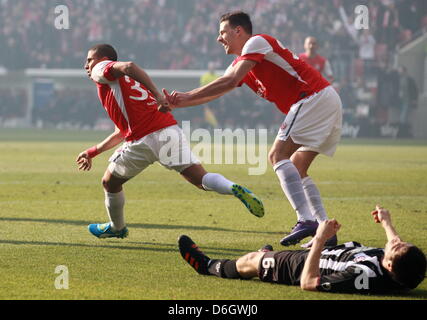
[229,34,342,156]
[91,60,199,178]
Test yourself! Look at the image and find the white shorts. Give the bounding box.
[108,125,200,179]
[276,86,342,157]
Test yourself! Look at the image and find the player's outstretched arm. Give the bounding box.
[76,127,124,171]
[109,61,170,108]
[371,205,402,243]
[165,59,256,108]
[300,219,341,291]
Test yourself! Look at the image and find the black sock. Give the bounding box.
[208,259,241,279]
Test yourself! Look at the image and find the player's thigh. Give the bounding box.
[268,137,302,165]
[153,125,201,173]
[275,86,342,160]
[107,140,156,181]
[236,251,265,279]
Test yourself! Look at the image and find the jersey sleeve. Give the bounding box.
[91,60,117,84]
[239,35,273,63]
[316,264,374,294]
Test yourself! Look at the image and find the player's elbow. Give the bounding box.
[300,282,317,291]
[222,76,240,89]
[122,61,135,74]
[300,277,319,291]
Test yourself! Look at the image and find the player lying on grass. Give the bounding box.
[179,205,426,294]
[77,43,264,239]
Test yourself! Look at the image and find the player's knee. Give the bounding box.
[268,149,277,165]
[102,176,122,193]
[102,176,111,191]
[268,148,286,166]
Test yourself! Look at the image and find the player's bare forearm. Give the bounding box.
[177,91,227,108]
[372,205,401,242]
[96,127,124,154]
[188,76,236,102]
[382,220,401,243]
[300,220,341,291]
[76,128,123,172]
[111,62,163,100]
[167,59,256,108]
[300,236,325,291]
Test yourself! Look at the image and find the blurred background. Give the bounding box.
[0,0,426,138]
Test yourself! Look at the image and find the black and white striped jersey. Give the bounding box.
[259,242,406,294]
[315,241,405,293]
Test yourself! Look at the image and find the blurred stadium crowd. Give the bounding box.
[0,0,426,131]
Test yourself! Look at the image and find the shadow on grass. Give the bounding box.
[0,238,249,257]
[0,216,282,235]
[0,217,266,256]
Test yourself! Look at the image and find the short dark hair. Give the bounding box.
[220,11,252,35]
[391,245,426,289]
[89,44,118,61]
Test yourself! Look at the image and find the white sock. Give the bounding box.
[302,176,328,223]
[273,159,314,222]
[201,173,234,195]
[104,190,126,231]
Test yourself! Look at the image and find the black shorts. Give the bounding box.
[258,250,308,285]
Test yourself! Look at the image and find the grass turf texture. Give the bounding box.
[0,129,426,300]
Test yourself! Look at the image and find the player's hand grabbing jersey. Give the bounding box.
[91,60,176,142]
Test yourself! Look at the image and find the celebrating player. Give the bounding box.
[77,44,264,239]
[163,12,343,246]
[178,205,426,294]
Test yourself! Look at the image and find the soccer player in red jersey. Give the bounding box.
[299,36,334,83]
[77,44,264,239]
[163,12,343,247]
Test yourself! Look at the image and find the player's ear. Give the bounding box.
[384,258,393,272]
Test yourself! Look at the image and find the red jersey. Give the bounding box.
[299,53,333,81]
[230,34,330,114]
[90,60,176,141]
[299,53,326,73]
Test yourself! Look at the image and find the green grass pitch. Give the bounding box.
[0,129,426,300]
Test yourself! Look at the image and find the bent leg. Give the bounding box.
[181,164,234,195]
[181,165,264,217]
